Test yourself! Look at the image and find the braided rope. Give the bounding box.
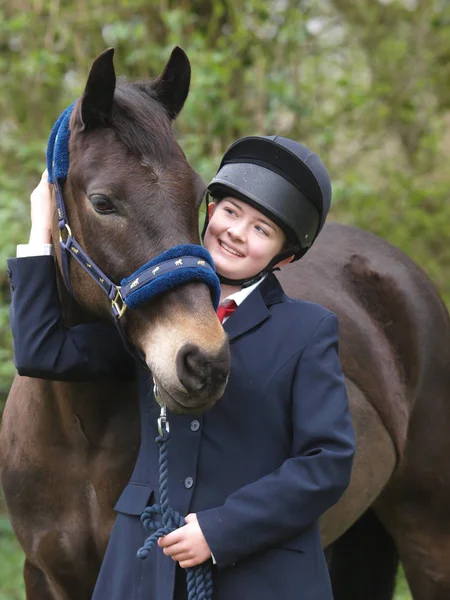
[137,429,213,600]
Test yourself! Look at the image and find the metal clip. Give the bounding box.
[157,405,170,436]
[158,404,170,436]
[112,287,127,319]
[59,223,72,245]
[155,384,170,435]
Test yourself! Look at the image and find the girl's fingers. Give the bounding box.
[170,552,190,562]
[169,551,191,563]
[162,543,186,557]
[179,558,200,569]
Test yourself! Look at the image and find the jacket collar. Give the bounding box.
[224,273,285,341]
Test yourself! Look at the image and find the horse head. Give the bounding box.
[50,47,229,414]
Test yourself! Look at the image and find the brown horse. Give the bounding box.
[277,223,450,600]
[0,48,229,599]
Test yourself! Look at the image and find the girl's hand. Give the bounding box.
[158,513,212,568]
[29,170,53,245]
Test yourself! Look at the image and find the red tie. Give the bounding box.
[217,300,237,324]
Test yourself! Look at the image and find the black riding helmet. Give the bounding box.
[203,135,332,287]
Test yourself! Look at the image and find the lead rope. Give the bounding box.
[137,391,213,600]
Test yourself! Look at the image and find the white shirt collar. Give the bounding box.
[219,274,267,307]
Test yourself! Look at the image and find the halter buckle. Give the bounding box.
[112,287,127,319]
[59,223,72,245]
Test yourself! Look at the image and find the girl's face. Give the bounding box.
[204,197,286,281]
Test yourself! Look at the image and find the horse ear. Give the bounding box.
[152,47,191,120]
[193,170,207,209]
[81,48,116,130]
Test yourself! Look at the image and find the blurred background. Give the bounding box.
[1,0,449,598]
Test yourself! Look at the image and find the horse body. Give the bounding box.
[1,47,230,600]
[278,223,450,599]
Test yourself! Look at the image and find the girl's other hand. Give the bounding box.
[157,513,212,568]
[29,169,53,245]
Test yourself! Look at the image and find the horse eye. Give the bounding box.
[90,195,116,214]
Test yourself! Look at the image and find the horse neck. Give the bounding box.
[37,263,139,444]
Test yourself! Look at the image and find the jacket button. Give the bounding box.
[190,420,200,432]
[184,477,194,489]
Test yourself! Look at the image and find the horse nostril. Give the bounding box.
[176,341,230,397]
[183,345,210,392]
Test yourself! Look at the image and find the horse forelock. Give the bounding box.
[111,80,177,163]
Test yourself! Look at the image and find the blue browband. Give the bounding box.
[46,103,221,321]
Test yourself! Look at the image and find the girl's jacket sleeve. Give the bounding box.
[7,256,135,381]
[196,313,355,567]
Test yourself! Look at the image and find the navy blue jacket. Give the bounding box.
[8,256,355,600]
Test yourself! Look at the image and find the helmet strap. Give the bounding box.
[200,191,212,242]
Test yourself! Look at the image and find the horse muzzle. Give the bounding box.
[152,338,230,414]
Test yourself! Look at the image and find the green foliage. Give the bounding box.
[0,515,25,600]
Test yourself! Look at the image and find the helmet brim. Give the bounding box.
[207,162,320,249]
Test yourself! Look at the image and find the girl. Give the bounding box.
[8,135,355,600]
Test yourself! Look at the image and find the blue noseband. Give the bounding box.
[121,245,219,310]
[46,103,221,319]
